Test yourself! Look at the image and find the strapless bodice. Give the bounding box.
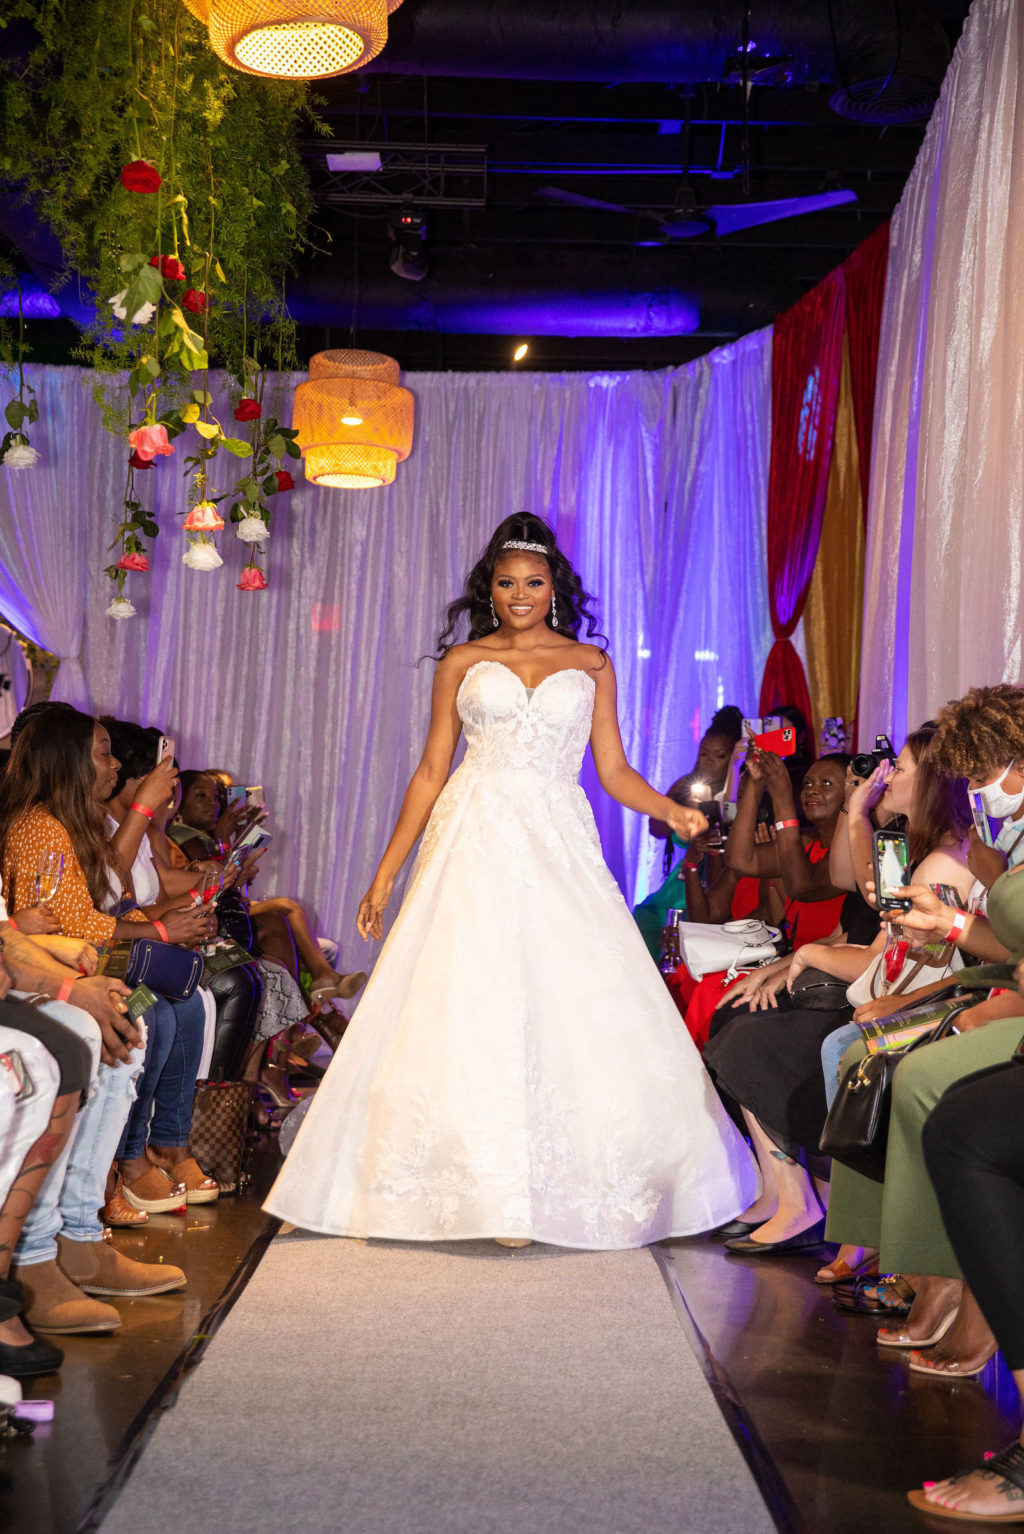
[456,660,595,783]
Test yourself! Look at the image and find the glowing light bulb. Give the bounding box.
[341,413,364,426]
[513,343,529,362]
[690,781,710,801]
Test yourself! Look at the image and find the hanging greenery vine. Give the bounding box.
[0,0,319,606]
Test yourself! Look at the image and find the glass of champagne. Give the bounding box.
[35,851,64,906]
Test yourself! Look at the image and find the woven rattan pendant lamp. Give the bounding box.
[181,0,401,79]
[292,350,414,489]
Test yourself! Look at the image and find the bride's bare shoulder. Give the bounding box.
[437,641,495,685]
[571,642,612,678]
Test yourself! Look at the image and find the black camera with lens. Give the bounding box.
[851,733,896,780]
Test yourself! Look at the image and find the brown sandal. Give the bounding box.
[148,1150,219,1204]
[102,1173,149,1228]
[122,1164,187,1213]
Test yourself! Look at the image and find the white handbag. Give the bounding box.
[677,918,782,981]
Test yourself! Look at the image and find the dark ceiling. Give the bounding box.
[5,0,973,371]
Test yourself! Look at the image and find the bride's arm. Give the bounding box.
[356,653,466,940]
[588,655,707,841]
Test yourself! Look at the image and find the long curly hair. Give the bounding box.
[932,684,1024,780]
[435,514,606,657]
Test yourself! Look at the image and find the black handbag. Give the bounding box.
[99,937,202,1001]
[786,966,851,1012]
[819,1001,979,1180]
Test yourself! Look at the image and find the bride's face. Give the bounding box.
[492,554,554,633]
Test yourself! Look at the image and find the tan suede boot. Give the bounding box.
[16,1260,122,1334]
[57,1231,186,1297]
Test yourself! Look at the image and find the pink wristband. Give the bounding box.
[152,919,169,942]
[55,979,73,1003]
[774,819,800,831]
[5,916,17,932]
[943,909,968,945]
[129,801,154,820]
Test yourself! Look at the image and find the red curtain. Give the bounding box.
[843,220,890,514]
[759,270,847,726]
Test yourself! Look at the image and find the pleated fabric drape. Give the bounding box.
[804,336,866,744]
[0,358,772,949]
[759,272,846,730]
[859,0,1024,741]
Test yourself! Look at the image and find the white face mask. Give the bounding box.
[977,762,1024,819]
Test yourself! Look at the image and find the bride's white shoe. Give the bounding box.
[495,1238,532,1249]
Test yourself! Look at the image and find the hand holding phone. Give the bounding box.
[872,828,912,912]
[157,735,175,767]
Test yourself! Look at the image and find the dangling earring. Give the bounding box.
[550,591,558,628]
[490,597,499,630]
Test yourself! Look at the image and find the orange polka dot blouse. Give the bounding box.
[3,804,146,946]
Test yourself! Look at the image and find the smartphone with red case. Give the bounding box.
[752,726,797,758]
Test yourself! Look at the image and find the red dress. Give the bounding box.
[670,841,845,1055]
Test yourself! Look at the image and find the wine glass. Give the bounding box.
[35,851,64,905]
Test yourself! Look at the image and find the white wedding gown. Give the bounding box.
[265,660,757,1248]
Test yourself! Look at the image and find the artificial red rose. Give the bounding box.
[116,551,151,573]
[148,254,187,281]
[237,564,268,591]
[233,397,262,422]
[128,424,174,461]
[181,289,208,315]
[121,160,162,194]
[274,469,294,491]
[129,449,154,470]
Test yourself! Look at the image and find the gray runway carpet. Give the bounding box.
[99,1235,774,1534]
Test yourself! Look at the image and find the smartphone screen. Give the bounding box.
[873,829,912,912]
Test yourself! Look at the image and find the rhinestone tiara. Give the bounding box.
[502,539,548,554]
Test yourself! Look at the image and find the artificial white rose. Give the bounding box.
[182,539,223,571]
[108,289,157,326]
[236,515,269,544]
[4,438,39,470]
[105,596,137,620]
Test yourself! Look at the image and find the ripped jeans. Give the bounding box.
[16,997,144,1265]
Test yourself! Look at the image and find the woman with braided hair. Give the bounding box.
[266,514,756,1248]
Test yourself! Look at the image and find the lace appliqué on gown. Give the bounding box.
[265,660,756,1248]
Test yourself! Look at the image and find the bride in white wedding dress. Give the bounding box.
[265,515,757,1248]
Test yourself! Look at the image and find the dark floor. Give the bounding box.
[0,1138,282,1534]
[6,1151,1021,1533]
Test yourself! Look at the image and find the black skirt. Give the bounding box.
[704,1001,853,1158]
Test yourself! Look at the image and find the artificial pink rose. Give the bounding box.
[116,551,151,573]
[273,469,294,491]
[182,288,208,315]
[121,160,162,194]
[129,449,154,470]
[237,564,268,591]
[233,397,262,422]
[149,254,187,281]
[128,424,174,461]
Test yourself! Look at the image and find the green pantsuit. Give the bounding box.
[824,1014,1024,1277]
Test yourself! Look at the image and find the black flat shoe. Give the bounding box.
[714,1219,763,1239]
[0,1276,24,1324]
[0,1336,64,1378]
[724,1218,829,1256]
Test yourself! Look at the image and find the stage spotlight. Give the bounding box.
[388,206,428,282]
[512,342,529,362]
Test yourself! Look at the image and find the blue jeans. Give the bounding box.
[116,992,206,1159]
[821,1022,863,1109]
[16,995,144,1264]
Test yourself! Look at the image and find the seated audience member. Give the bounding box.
[103,719,262,1087]
[679,751,856,1053]
[0,707,210,1327]
[705,727,967,1264]
[172,769,365,1031]
[908,942,1024,1519]
[0,992,89,1378]
[634,706,744,961]
[930,682,1024,886]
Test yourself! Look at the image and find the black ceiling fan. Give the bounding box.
[534,182,858,241]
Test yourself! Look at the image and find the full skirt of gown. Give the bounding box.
[264,661,757,1248]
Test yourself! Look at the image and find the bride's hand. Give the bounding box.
[357,876,394,941]
[664,802,708,842]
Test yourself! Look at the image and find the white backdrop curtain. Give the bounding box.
[859,0,1024,740]
[1,353,772,960]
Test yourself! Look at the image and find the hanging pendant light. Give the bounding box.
[292,350,414,489]
[181,0,390,80]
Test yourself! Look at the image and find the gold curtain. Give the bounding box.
[804,332,865,749]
